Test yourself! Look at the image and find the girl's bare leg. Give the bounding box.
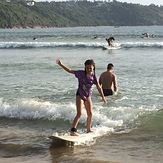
[84,97,93,133]
[71,95,84,136]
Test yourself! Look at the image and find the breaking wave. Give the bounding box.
[0,41,163,49]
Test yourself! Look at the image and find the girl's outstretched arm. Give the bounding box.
[96,83,107,105]
[56,59,74,74]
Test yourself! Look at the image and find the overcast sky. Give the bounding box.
[118,0,163,6]
[34,0,163,6]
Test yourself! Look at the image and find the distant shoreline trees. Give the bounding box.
[0,0,163,28]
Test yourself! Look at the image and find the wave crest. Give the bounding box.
[0,41,163,49]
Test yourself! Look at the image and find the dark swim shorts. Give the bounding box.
[103,89,113,96]
[76,90,87,101]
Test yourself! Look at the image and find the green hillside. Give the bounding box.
[0,0,163,28]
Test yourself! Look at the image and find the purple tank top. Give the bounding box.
[74,70,98,100]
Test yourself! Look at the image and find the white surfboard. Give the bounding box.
[102,45,121,50]
[49,133,97,145]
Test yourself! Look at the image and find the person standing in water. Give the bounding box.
[99,63,118,96]
[106,37,115,47]
[56,59,107,136]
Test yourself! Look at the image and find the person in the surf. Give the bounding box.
[106,37,115,47]
[142,33,149,38]
[99,63,118,96]
[56,59,106,136]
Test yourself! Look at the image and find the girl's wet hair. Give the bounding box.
[84,59,95,74]
[84,59,95,67]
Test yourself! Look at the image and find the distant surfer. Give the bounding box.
[33,37,37,40]
[99,63,118,96]
[142,33,149,38]
[56,59,106,136]
[92,35,101,39]
[93,35,98,39]
[106,37,115,47]
[151,34,155,38]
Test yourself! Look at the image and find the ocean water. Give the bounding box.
[0,26,163,163]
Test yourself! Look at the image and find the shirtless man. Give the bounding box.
[99,63,118,96]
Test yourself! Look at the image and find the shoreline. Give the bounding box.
[1,25,163,30]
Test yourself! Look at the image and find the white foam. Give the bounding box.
[0,41,163,49]
[0,98,157,137]
[0,41,103,49]
[0,99,123,126]
[122,42,163,48]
